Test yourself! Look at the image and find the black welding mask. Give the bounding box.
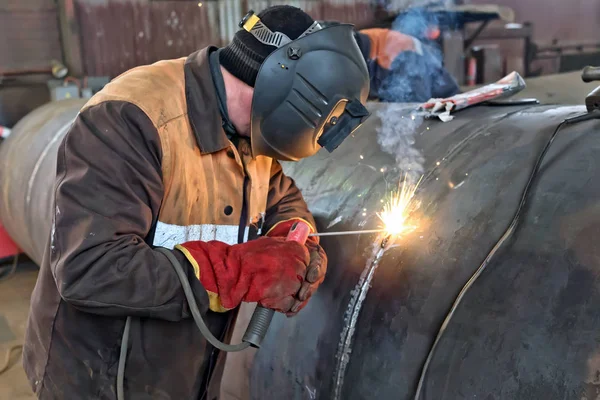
[240,11,371,161]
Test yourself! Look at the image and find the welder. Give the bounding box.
[332,18,460,102]
[22,5,369,400]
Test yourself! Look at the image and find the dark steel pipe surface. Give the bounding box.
[2,100,600,399]
[223,103,600,400]
[0,99,86,264]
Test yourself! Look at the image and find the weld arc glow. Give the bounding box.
[332,174,422,399]
[377,174,422,237]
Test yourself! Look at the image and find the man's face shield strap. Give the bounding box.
[240,10,323,48]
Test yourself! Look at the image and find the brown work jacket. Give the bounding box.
[22,47,315,400]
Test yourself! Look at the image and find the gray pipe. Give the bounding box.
[3,100,600,400]
[222,103,600,400]
[0,99,86,264]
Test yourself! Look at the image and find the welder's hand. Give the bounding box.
[176,237,309,313]
[288,237,327,316]
[266,219,327,316]
[359,28,416,70]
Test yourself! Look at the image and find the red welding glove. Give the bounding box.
[359,28,416,70]
[175,237,309,313]
[266,219,328,315]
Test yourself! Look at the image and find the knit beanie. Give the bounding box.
[220,6,315,87]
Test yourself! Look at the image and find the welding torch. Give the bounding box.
[157,223,377,352]
[243,223,389,348]
[243,224,388,348]
[118,223,385,399]
[242,220,311,347]
[243,224,387,347]
[117,223,311,400]
[309,229,386,237]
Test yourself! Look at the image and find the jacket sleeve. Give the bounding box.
[263,161,316,235]
[51,101,210,321]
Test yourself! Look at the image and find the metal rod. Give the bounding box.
[309,229,386,237]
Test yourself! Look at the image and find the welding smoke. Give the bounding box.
[376,104,425,185]
[373,4,460,183]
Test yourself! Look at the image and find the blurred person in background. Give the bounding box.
[323,13,460,102]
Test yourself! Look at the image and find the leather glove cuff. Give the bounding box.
[176,237,310,314]
[175,241,232,313]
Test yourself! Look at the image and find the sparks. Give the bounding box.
[377,174,422,237]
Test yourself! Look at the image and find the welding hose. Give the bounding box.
[117,249,250,400]
[156,248,252,352]
[117,221,310,400]
[413,110,600,400]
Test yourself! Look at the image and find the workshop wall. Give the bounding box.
[467,0,600,76]
[73,0,376,78]
[469,0,599,44]
[0,0,62,74]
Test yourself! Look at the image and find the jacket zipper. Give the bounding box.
[256,212,266,236]
[238,176,249,244]
[200,170,249,400]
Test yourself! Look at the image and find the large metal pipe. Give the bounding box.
[0,99,86,264]
[222,103,600,400]
[2,100,600,399]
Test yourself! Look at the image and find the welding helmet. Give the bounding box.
[239,10,371,161]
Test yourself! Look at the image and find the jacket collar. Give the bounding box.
[184,47,230,154]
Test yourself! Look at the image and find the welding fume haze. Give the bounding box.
[316,3,458,235]
[375,4,459,185]
[376,105,425,185]
[331,9,455,389]
[377,4,459,103]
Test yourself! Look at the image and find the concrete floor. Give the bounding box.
[0,260,37,400]
[0,70,597,400]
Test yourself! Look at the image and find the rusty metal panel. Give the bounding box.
[1,0,57,11]
[247,0,322,21]
[467,0,600,75]
[75,0,221,77]
[319,0,374,27]
[469,0,600,44]
[74,0,376,78]
[245,0,375,34]
[0,0,62,74]
[218,0,243,44]
[215,0,371,49]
